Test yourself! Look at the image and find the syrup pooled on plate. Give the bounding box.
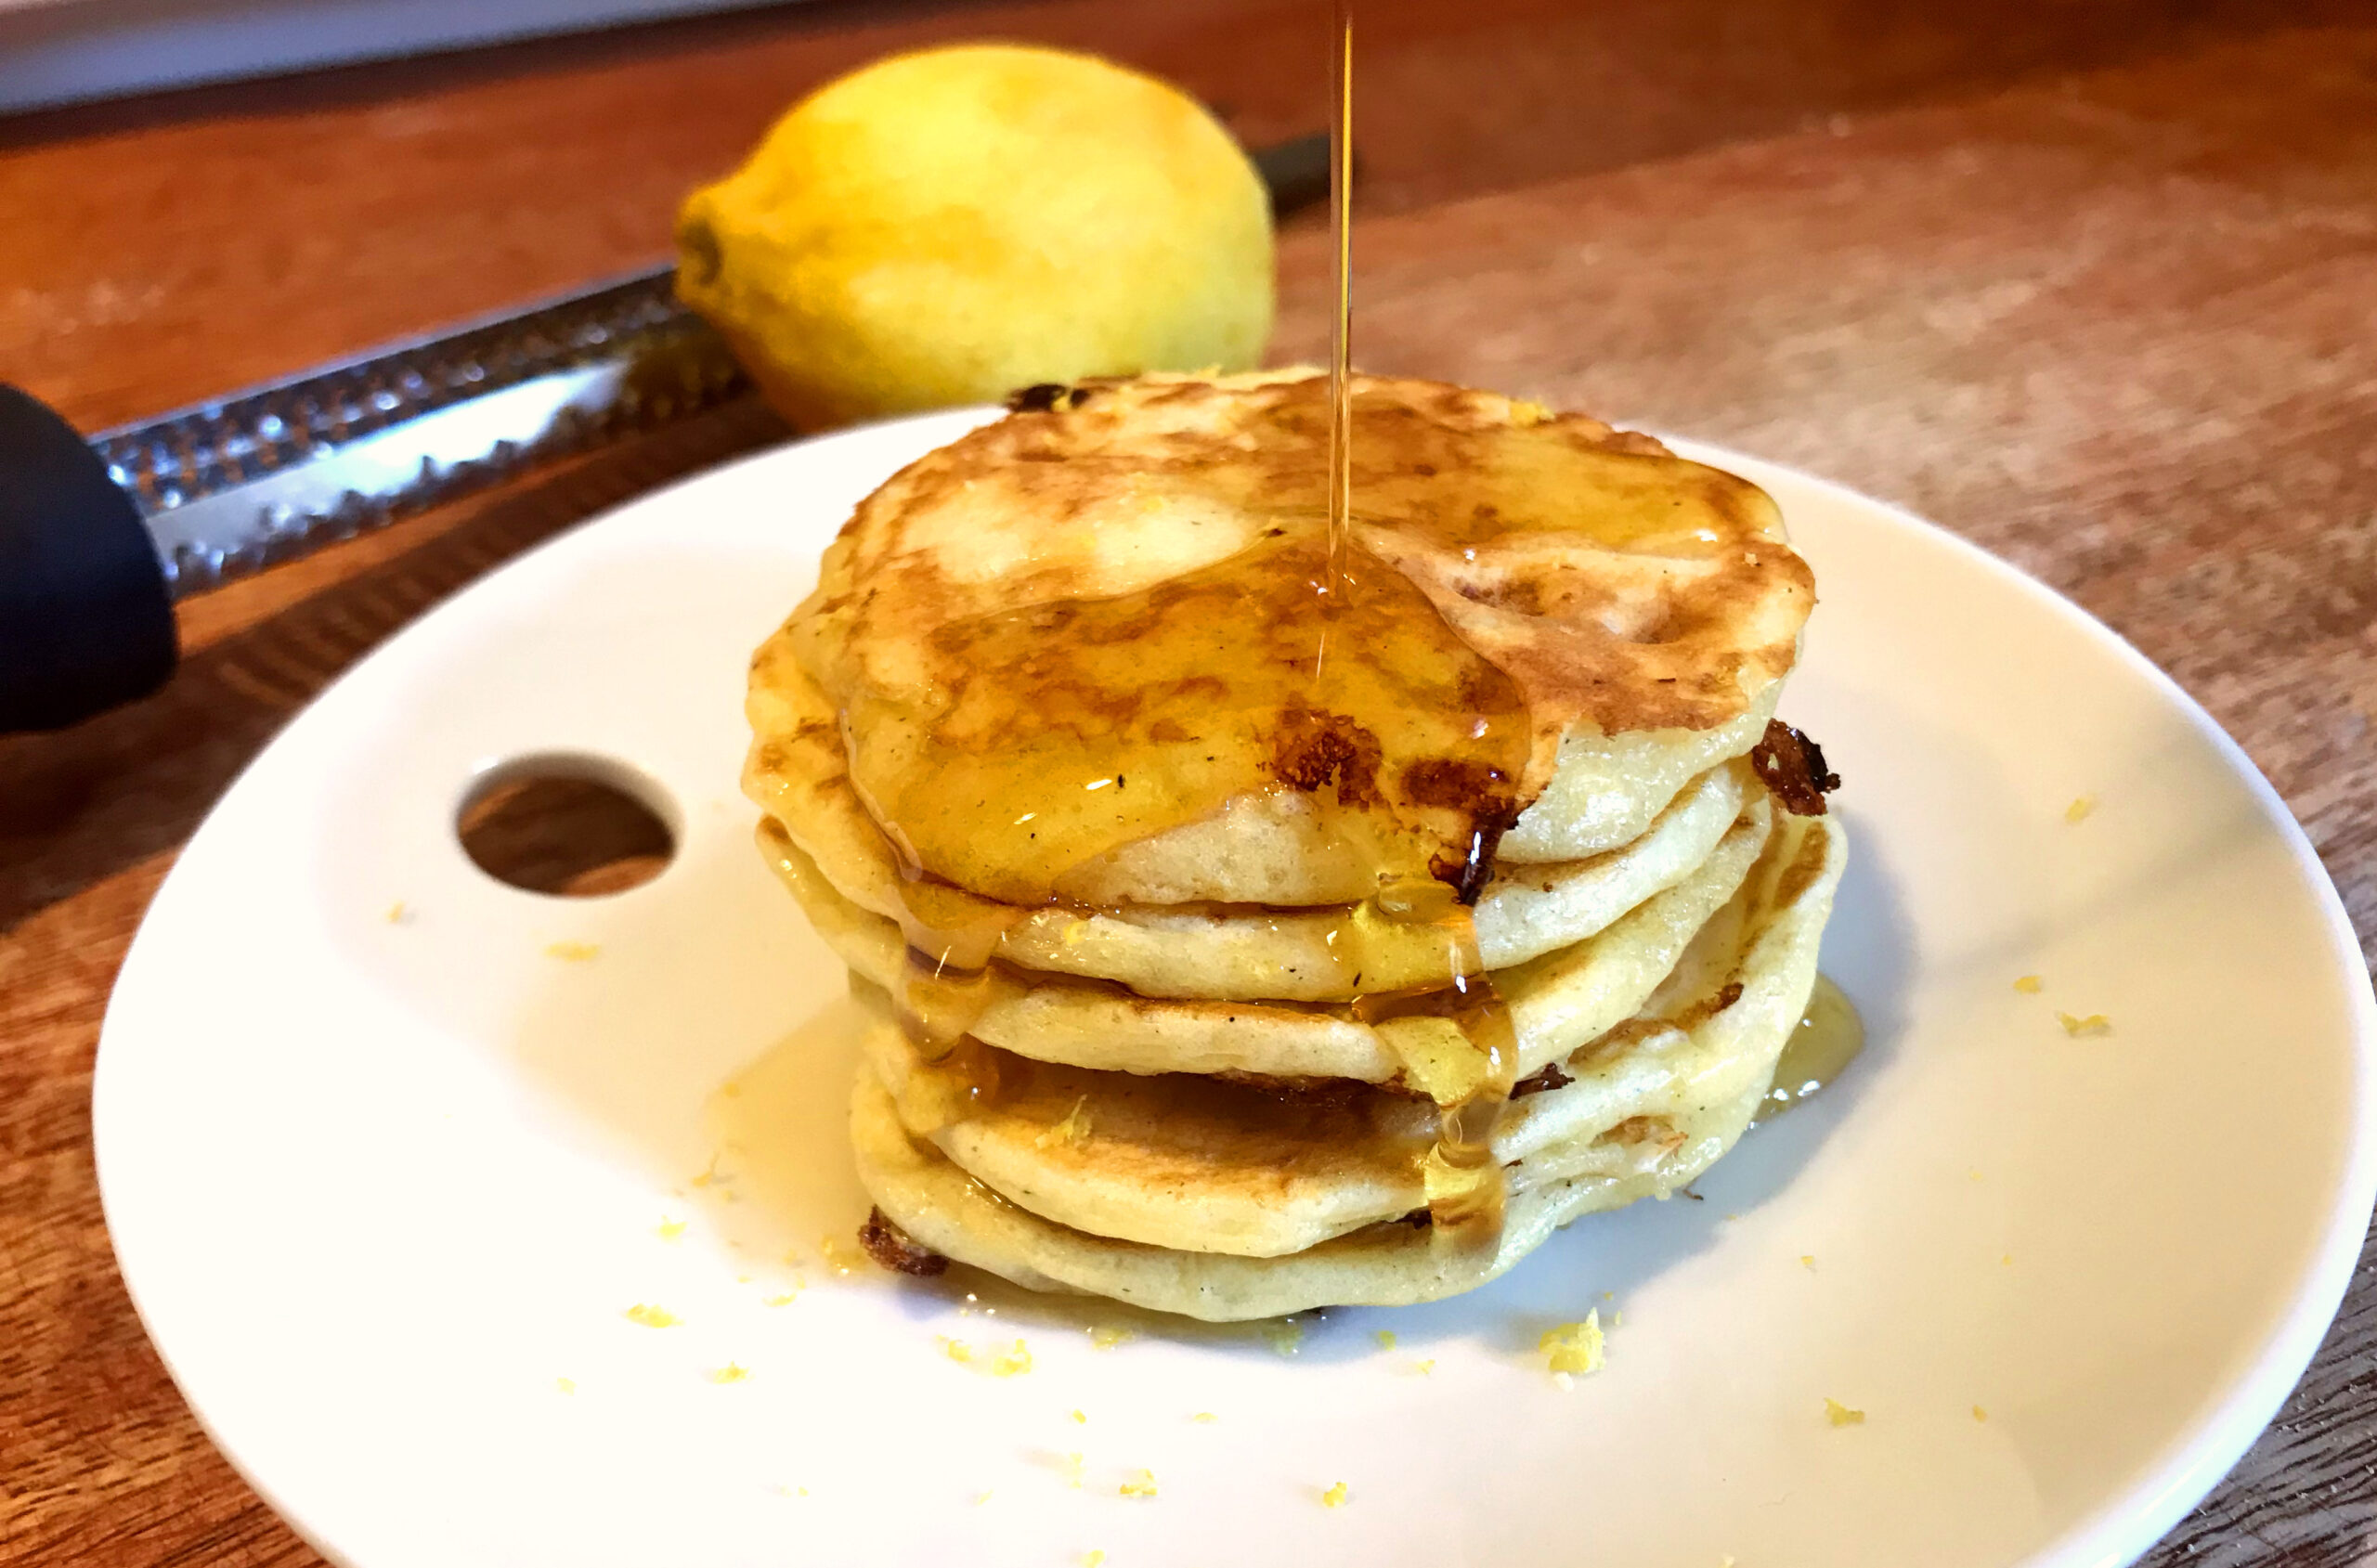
[1750,976,1866,1124]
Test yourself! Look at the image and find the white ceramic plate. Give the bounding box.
[96,411,2377,1568]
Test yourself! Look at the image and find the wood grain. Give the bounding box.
[3,3,2374,1563]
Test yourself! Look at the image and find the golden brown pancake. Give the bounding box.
[762,800,1770,1084]
[739,368,1843,1318]
[749,368,1812,908]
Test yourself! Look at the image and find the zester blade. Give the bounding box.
[90,265,743,599]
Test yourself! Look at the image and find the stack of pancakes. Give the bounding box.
[746,369,1846,1322]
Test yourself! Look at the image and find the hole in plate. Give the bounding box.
[457,755,676,897]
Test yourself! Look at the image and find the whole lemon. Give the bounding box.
[675,45,1274,429]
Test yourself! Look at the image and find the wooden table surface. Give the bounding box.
[6,0,2377,1561]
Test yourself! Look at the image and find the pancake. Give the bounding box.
[750,668,1754,1000]
[764,798,1771,1083]
[744,367,1847,1319]
[850,812,1846,1318]
[856,807,1837,1257]
[852,1068,1758,1318]
[747,369,1812,911]
[1499,682,1779,863]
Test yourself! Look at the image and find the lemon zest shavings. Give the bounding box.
[1539,1310,1606,1377]
[1036,1095,1093,1147]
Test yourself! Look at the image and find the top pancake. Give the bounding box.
[755,369,1812,906]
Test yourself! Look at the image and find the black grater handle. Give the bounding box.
[0,382,176,732]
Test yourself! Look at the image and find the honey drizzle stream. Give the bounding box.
[1324,0,1513,1257]
[863,0,1520,1258]
[1324,0,1355,603]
